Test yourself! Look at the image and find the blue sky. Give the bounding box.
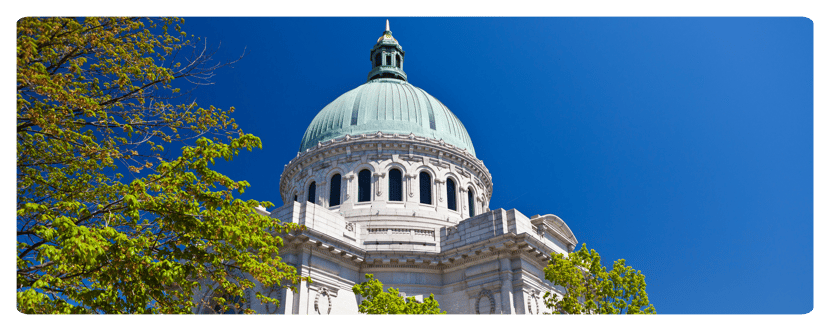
[177,17,812,314]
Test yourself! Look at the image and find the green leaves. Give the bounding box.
[352,274,445,314]
[543,243,656,314]
[17,17,305,314]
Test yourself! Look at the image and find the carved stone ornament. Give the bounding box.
[314,288,333,315]
[475,289,496,315]
[527,292,540,315]
[345,222,355,232]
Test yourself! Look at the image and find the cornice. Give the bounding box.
[281,229,555,273]
[280,132,492,199]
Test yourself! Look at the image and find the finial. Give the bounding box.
[386,19,390,32]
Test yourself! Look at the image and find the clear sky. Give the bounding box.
[177,17,812,314]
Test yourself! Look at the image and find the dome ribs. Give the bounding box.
[402,84,415,123]
[393,83,403,121]
[437,99,455,136]
[350,86,366,126]
[384,82,394,121]
[406,84,422,127]
[423,90,437,131]
[298,80,476,157]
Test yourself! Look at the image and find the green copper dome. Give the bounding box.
[298,21,476,156]
[298,78,476,156]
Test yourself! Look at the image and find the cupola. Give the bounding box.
[367,20,407,82]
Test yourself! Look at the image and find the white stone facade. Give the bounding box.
[281,132,493,228]
[193,22,580,314]
[193,134,579,314]
[191,133,578,314]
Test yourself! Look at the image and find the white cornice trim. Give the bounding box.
[280,132,493,198]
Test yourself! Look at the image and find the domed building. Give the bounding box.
[201,21,579,315]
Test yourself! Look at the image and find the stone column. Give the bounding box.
[373,173,385,199]
[280,287,295,314]
[499,257,515,314]
[515,290,528,314]
[317,180,327,206]
[405,174,416,200]
[459,187,467,216]
[297,251,312,314]
[435,179,444,203]
[344,175,353,201]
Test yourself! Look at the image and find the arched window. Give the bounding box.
[386,54,392,66]
[358,169,371,202]
[329,174,341,207]
[420,172,432,204]
[307,182,316,204]
[468,188,475,218]
[396,54,402,68]
[389,169,403,201]
[293,195,298,202]
[447,178,457,211]
[375,53,381,67]
[213,294,242,314]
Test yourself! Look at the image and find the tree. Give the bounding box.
[351,274,445,314]
[543,243,656,314]
[17,17,305,314]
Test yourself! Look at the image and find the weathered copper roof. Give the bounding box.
[298,78,476,156]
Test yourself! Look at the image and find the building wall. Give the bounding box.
[232,201,574,315]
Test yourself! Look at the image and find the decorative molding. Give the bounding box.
[313,288,333,315]
[279,132,493,203]
[475,289,496,315]
[373,172,385,196]
[405,173,416,197]
[527,291,540,315]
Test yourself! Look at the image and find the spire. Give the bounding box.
[367,19,407,82]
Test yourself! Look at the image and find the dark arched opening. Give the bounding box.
[307,182,316,204]
[358,169,371,202]
[420,172,432,204]
[389,169,403,202]
[468,188,475,218]
[329,174,341,206]
[447,178,457,211]
[213,294,242,314]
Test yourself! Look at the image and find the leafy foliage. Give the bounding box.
[543,243,656,314]
[352,274,445,314]
[17,17,305,314]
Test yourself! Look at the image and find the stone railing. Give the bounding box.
[366,227,436,238]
